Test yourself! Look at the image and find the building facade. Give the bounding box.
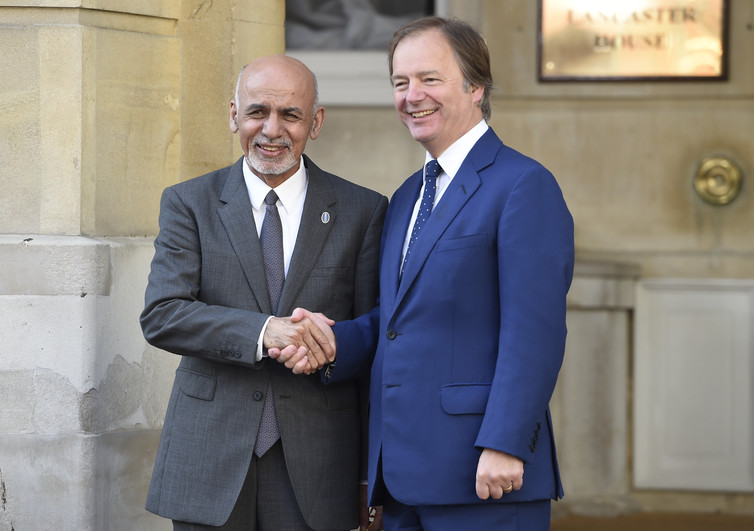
[0,1,752,529]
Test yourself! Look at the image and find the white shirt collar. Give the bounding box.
[243,156,308,214]
[426,120,489,178]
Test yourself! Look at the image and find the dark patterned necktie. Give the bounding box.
[260,190,284,314]
[255,189,283,457]
[401,159,441,276]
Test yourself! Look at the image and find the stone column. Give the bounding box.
[0,1,283,529]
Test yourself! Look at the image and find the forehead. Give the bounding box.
[239,65,314,109]
[392,29,459,75]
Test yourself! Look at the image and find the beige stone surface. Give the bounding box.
[0,1,177,18]
[39,25,84,234]
[0,25,44,232]
[554,307,631,503]
[0,5,182,236]
[0,430,169,529]
[491,101,754,251]
[83,24,180,236]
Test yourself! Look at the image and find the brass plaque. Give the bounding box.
[538,0,728,81]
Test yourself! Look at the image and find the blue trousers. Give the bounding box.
[383,490,551,531]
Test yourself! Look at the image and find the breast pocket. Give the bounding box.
[436,233,487,253]
[309,267,349,278]
[298,267,353,316]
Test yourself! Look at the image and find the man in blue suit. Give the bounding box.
[274,16,574,530]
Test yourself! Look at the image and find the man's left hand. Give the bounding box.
[475,448,524,500]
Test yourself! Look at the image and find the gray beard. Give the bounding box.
[245,135,297,178]
[245,152,298,178]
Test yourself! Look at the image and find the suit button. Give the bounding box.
[253,391,263,401]
[386,330,397,340]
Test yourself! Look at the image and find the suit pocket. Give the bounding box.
[440,383,490,415]
[309,266,349,277]
[176,369,216,401]
[436,233,487,252]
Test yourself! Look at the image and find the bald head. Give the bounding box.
[235,55,320,118]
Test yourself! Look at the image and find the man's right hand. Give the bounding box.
[264,308,336,373]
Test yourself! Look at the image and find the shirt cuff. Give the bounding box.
[256,316,274,362]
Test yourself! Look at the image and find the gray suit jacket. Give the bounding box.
[141,155,387,528]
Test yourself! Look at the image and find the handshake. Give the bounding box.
[264,308,337,375]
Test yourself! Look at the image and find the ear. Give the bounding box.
[229,99,239,133]
[470,84,484,107]
[309,106,326,140]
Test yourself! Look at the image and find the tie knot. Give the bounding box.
[425,159,441,180]
[264,190,278,206]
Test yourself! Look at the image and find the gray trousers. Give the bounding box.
[172,441,317,531]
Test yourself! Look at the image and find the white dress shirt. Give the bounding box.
[242,157,308,360]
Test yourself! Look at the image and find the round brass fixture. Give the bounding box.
[694,156,743,205]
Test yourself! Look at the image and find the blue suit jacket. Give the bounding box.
[331,128,574,507]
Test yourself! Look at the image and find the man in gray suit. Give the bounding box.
[140,55,388,530]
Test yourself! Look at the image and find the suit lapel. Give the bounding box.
[395,129,502,302]
[217,157,271,313]
[277,155,336,316]
[395,169,481,302]
[382,169,423,302]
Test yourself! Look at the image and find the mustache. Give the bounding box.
[253,135,292,149]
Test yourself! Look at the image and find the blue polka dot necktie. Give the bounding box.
[401,159,441,276]
[255,189,283,457]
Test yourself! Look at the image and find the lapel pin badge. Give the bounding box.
[321,211,331,224]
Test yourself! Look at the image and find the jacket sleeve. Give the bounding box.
[140,186,268,367]
[475,166,574,460]
[327,305,381,384]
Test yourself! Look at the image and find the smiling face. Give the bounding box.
[390,28,484,158]
[229,56,325,187]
